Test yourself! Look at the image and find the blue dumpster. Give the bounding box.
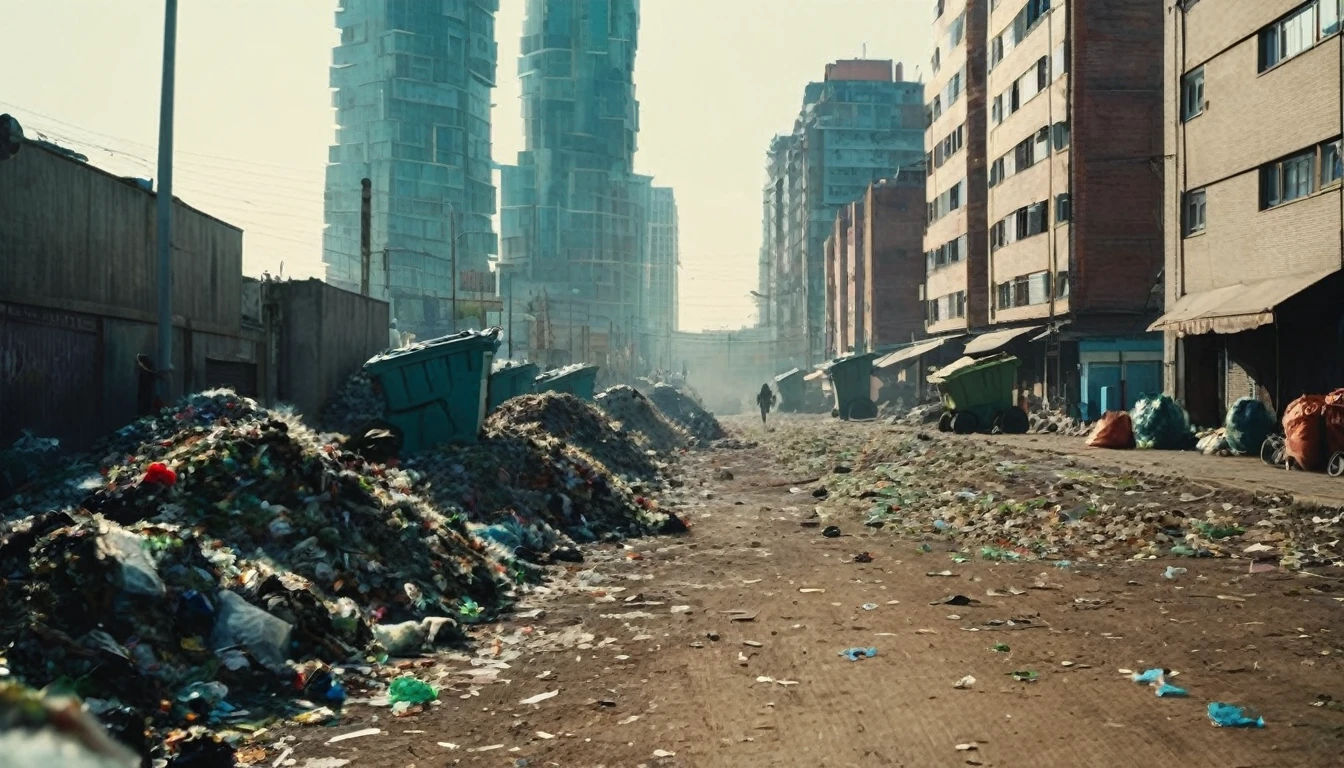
[363,327,501,453]
[536,364,600,401]
[487,360,540,412]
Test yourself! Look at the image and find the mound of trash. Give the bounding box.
[0,386,686,759]
[595,385,691,453]
[321,370,385,435]
[1132,394,1196,450]
[486,393,661,481]
[647,384,726,442]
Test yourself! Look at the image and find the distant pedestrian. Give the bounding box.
[756,383,776,425]
[389,319,402,350]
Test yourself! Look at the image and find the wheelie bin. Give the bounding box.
[821,352,879,421]
[487,360,540,412]
[773,368,805,413]
[363,327,501,453]
[929,353,1027,435]
[536,363,600,401]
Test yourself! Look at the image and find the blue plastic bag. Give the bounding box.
[1208,702,1265,728]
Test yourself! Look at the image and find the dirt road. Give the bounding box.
[272,416,1344,768]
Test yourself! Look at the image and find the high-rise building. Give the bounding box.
[758,60,926,366]
[499,0,651,369]
[644,186,679,369]
[919,0,1165,422]
[1158,0,1344,427]
[323,0,500,339]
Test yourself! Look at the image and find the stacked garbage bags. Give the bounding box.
[0,384,694,763]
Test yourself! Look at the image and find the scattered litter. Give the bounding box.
[1007,670,1038,683]
[755,676,800,687]
[927,570,956,577]
[671,605,692,614]
[327,728,382,744]
[854,552,874,563]
[520,691,559,705]
[653,749,677,758]
[744,641,763,647]
[619,715,641,725]
[799,588,826,594]
[1208,702,1265,728]
[954,676,977,689]
[956,743,979,752]
[1216,595,1247,602]
[438,742,460,750]
[1163,566,1187,580]
[840,647,878,662]
[822,526,842,538]
[1155,683,1188,698]
[861,603,879,611]
[536,731,556,740]
[931,594,978,606]
[991,643,1010,653]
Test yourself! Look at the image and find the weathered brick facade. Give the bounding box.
[865,179,929,350]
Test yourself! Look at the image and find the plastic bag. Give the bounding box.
[1086,411,1135,449]
[1130,395,1195,450]
[211,591,293,670]
[95,527,165,598]
[1283,395,1328,471]
[388,676,438,704]
[1224,397,1274,455]
[1323,389,1344,456]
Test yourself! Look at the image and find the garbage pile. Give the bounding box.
[594,385,691,453]
[321,370,384,435]
[486,392,661,481]
[776,420,1344,569]
[0,682,142,768]
[1131,394,1197,450]
[1,431,64,500]
[1028,406,1088,436]
[647,384,726,442]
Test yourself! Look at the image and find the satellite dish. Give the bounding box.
[0,114,23,162]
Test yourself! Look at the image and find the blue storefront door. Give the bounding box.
[1125,361,1163,407]
[1086,363,1122,421]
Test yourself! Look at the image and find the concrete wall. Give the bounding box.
[263,279,391,423]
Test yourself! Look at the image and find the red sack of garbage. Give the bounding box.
[1086,411,1135,449]
[142,462,178,487]
[1283,395,1328,472]
[1322,389,1344,457]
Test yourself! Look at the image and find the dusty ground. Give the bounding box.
[267,415,1344,768]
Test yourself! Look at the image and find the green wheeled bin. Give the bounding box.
[363,327,501,453]
[487,360,540,412]
[822,353,879,421]
[929,353,1028,435]
[536,364,600,401]
[773,368,805,413]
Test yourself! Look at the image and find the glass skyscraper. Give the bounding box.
[323,0,500,339]
[499,0,650,366]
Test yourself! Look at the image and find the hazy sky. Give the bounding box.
[1,1,930,331]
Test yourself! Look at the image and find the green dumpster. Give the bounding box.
[363,327,501,453]
[929,353,1027,435]
[487,360,540,412]
[773,368,805,413]
[821,352,879,421]
[536,364,600,401]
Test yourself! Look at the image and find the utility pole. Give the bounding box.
[154,0,179,401]
[360,178,372,296]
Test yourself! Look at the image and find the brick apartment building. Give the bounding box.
[823,174,928,359]
[918,0,1166,421]
[1157,0,1344,425]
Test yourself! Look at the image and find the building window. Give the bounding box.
[1056,193,1071,222]
[932,47,942,74]
[997,282,1012,309]
[1261,151,1315,207]
[1260,3,1319,72]
[948,12,966,48]
[989,36,1005,70]
[935,0,945,18]
[1323,139,1343,186]
[1052,41,1069,80]
[1323,0,1341,36]
[1052,121,1070,150]
[1182,67,1204,120]
[1013,275,1030,307]
[1056,271,1070,298]
[1183,189,1206,235]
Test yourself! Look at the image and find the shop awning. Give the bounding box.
[874,336,960,370]
[1149,269,1338,335]
[963,325,1042,357]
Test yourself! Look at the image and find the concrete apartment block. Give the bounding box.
[1160,0,1344,425]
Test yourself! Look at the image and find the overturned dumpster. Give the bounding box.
[536,363,600,401]
[363,327,501,452]
[487,360,540,412]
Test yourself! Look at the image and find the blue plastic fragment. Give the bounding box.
[1132,668,1164,684]
[1208,702,1265,728]
[840,647,877,662]
[1155,683,1187,698]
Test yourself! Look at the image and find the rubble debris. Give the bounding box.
[486,393,662,481]
[321,370,385,435]
[647,385,726,442]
